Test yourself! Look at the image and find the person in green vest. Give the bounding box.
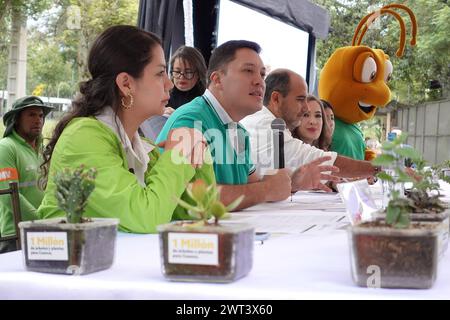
[37,25,215,233]
[0,96,54,253]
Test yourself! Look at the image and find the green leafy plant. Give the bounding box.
[54,165,97,223]
[405,158,447,214]
[174,179,244,226]
[432,160,450,184]
[372,133,420,228]
[373,134,448,228]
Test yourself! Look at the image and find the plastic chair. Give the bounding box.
[0,182,21,251]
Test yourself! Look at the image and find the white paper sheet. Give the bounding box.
[225,210,348,234]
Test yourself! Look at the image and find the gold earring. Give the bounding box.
[121,92,134,110]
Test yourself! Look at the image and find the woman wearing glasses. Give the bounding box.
[167,46,207,111]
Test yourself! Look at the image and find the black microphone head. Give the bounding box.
[271,118,286,131]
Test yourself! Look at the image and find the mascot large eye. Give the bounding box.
[361,57,377,83]
[353,52,378,83]
[384,60,393,82]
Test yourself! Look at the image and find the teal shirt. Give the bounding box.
[0,130,43,236]
[157,96,255,185]
[38,117,216,233]
[331,118,365,160]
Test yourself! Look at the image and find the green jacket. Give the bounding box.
[331,118,365,160]
[0,130,43,236]
[38,117,215,233]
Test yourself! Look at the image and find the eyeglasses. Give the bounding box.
[170,70,196,80]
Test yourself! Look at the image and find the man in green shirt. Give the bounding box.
[158,40,340,210]
[0,96,54,253]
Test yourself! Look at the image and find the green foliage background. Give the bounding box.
[314,0,450,104]
[0,0,138,99]
[0,0,448,143]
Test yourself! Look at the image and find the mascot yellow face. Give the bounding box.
[319,46,392,123]
[319,4,417,124]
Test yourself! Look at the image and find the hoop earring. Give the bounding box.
[121,92,134,110]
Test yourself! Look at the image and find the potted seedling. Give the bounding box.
[372,135,449,257]
[432,160,450,185]
[19,165,119,275]
[158,179,253,283]
[348,134,441,289]
[405,158,449,219]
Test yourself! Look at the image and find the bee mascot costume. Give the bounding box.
[319,4,417,160]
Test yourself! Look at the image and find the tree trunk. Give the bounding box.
[7,8,27,108]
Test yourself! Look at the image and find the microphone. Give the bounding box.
[271,118,286,169]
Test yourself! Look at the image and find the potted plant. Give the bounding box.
[405,159,449,253]
[432,160,450,185]
[348,134,441,289]
[19,165,119,275]
[372,135,449,257]
[158,179,253,283]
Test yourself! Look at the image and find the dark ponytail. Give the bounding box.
[40,25,162,189]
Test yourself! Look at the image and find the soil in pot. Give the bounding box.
[349,221,439,289]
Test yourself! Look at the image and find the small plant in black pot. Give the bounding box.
[158,179,254,283]
[19,165,119,275]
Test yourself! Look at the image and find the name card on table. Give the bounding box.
[337,179,378,225]
[26,232,69,261]
[168,233,219,266]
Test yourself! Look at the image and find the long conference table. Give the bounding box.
[1,181,450,300]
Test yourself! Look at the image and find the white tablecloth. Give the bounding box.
[1,182,450,300]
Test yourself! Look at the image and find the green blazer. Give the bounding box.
[38,117,215,233]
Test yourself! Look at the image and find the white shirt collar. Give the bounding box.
[204,89,245,153]
[203,89,234,126]
[261,105,276,120]
[260,106,293,134]
[96,107,154,186]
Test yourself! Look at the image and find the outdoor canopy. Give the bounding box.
[137,0,330,86]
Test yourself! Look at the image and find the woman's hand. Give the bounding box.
[163,107,175,117]
[158,127,207,168]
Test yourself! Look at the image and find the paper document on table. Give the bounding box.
[224,211,348,234]
[244,195,346,212]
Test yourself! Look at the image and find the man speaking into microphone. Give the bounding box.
[269,117,338,192]
[158,40,291,210]
[241,68,381,191]
[158,40,340,211]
